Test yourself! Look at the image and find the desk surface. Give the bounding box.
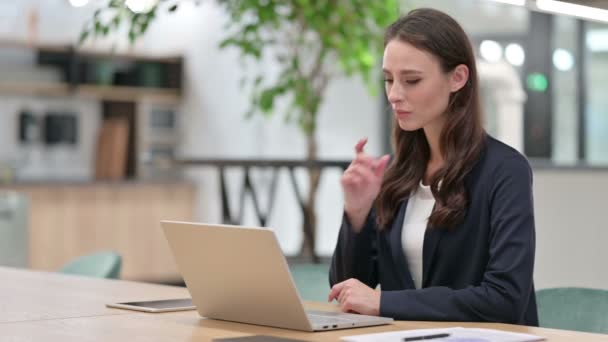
[0,266,187,324]
[1,267,606,341]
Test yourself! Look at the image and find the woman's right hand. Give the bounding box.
[341,137,390,232]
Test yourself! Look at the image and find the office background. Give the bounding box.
[0,0,607,293]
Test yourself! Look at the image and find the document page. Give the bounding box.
[341,327,545,342]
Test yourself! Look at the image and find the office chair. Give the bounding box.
[60,251,122,279]
[289,263,330,302]
[0,191,28,268]
[536,287,608,334]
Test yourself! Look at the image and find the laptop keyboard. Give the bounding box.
[306,310,357,325]
[307,314,352,325]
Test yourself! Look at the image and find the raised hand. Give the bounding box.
[341,137,390,231]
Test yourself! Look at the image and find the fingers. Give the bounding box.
[344,164,375,184]
[352,139,388,172]
[343,139,388,197]
[339,299,351,313]
[354,137,368,155]
[338,288,349,305]
[340,299,358,314]
[337,288,360,314]
[352,153,375,168]
[328,281,346,302]
[330,280,362,314]
[373,155,391,177]
[340,173,361,189]
[342,154,387,188]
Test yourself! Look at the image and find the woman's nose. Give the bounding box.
[387,83,404,103]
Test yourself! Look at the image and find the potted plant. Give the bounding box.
[81,0,399,261]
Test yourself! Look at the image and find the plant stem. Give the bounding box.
[302,131,321,263]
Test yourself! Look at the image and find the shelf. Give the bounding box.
[0,38,183,104]
[77,85,180,104]
[75,50,182,64]
[0,38,181,63]
[0,82,70,97]
[0,82,180,104]
[0,38,70,53]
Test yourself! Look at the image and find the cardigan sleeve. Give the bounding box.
[380,156,536,324]
[329,210,379,289]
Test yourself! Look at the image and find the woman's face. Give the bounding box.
[382,39,467,133]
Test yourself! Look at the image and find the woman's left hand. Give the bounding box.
[328,278,381,316]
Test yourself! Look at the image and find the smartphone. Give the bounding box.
[106,298,195,313]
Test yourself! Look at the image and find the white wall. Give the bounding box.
[534,170,608,290]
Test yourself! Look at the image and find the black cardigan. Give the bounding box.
[329,135,538,326]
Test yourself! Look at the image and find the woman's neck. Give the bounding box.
[423,123,445,185]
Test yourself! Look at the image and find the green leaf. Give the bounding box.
[359,51,375,68]
[111,15,121,29]
[168,4,179,12]
[245,107,256,119]
[140,21,149,34]
[128,29,136,43]
[132,13,142,24]
[254,75,263,86]
[219,38,236,49]
[109,0,121,8]
[243,24,258,35]
[78,30,89,44]
[94,20,102,34]
[259,89,275,113]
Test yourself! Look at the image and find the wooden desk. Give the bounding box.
[0,266,187,324]
[1,267,606,341]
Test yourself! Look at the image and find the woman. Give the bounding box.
[328,8,538,326]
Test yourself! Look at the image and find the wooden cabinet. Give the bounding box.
[2,182,195,283]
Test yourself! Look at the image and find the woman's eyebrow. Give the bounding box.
[382,68,423,75]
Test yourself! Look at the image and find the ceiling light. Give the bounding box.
[536,0,608,23]
[505,43,525,66]
[68,0,89,7]
[587,29,608,52]
[480,40,503,63]
[125,0,159,13]
[552,48,574,71]
[486,0,526,6]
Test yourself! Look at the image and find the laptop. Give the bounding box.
[161,221,394,332]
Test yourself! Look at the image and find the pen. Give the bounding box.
[403,333,451,341]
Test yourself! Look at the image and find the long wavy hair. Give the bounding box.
[376,8,486,230]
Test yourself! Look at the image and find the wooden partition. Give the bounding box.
[2,181,195,283]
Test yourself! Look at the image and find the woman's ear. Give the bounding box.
[450,64,469,92]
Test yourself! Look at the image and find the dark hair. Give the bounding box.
[376,8,486,229]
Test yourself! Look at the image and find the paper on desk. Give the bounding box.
[341,327,545,342]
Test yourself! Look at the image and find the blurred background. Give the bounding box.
[0,0,606,311]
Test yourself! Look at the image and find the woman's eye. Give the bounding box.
[384,79,394,84]
[406,79,421,85]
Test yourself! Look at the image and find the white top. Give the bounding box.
[401,181,436,289]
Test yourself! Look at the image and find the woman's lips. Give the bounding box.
[395,110,412,117]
